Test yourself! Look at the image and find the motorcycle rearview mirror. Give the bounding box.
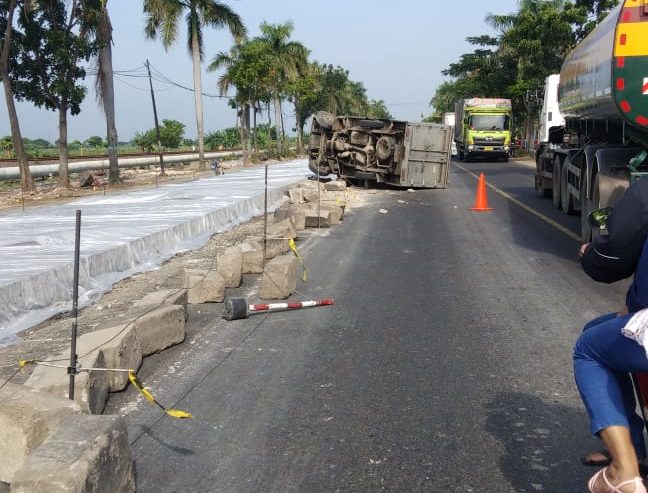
[588,207,613,229]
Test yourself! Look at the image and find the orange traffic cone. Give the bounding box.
[470,172,492,212]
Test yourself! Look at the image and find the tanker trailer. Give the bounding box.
[534,0,648,241]
[308,112,451,189]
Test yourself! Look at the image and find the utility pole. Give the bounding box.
[145,60,165,177]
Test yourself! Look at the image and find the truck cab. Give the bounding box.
[454,98,513,162]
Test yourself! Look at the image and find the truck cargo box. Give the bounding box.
[308,113,451,189]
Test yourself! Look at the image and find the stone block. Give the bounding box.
[132,304,185,356]
[25,344,109,415]
[315,204,344,225]
[133,289,188,321]
[10,414,135,493]
[301,188,320,203]
[240,241,263,274]
[91,324,142,391]
[304,209,331,228]
[0,383,80,484]
[261,256,298,300]
[217,246,243,288]
[268,218,297,240]
[274,205,307,231]
[299,179,324,191]
[324,180,347,191]
[263,237,289,259]
[287,188,304,204]
[185,268,226,304]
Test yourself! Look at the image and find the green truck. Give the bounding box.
[454,98,513,162]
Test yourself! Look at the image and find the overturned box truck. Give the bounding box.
[308,112,451,188]
[534,0,648,241]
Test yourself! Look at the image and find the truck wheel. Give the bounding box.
[552,157,562,209]
[580,175,601,242]
[560,162,575,214]
[535,155,551,198]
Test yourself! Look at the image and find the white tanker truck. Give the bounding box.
[534,0,648,241]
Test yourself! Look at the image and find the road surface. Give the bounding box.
[106,157,630,492]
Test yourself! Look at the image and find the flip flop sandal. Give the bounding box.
[581,450,612,467]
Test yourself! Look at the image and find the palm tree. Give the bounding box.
[92,0,119,183]
[256,22,308,155]
[0,0,35,193]
[143,0,246,170]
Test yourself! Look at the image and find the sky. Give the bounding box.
[0,0,520,143]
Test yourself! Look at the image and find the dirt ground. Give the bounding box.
[0,156,305,385]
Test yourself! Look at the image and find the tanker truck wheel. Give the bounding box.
[580,174,601,243]
[560,161,575,215]
[552,157,562,209]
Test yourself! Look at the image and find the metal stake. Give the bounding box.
[68,210,82,400]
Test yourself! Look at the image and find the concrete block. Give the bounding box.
[274,205,306,231]
[301,188,320,203]
[91,324,142,391]
[10,414,135,493]
[299,180,324,191]
[268,218,297,240]
[313,204,343,225]
[133,288,188,321]
[132,304,185,356]
[324,180,347,191]
[287,188,304,204]
[185,268,227,304]
[25,345,109,415]
[261,256,298,300]
[263,237,289,259]
[217,245,243,288]
[304,209,331,228]
[0,383,80,483]
[240,241,263,274]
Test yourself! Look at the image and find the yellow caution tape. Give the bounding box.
[128,370,192,419]
[288,238,308,282]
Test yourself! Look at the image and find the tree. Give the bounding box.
[573,0,619,39]
[12,1,98,188]
[85,135,105,148]
[367,99,392,120]
[255,21,308,155]
[132,130,155,152]
[0,0,35,192]
[158,119,185,148]
[144,0,246,170]
[87,0,120,183]
[285,61,319,153]
[209,40,270,160]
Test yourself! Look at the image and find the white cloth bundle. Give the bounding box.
[622,308,648,358]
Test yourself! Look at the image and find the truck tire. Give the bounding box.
[535,155,551,198]
[375,136,395,161]
[560,161,575,214]
[552,157,562,209]
[314,111,334,130]
[580,174,601,243]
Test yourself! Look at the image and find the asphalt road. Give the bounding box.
[106,157,632,492]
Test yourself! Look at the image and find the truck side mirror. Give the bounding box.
[588,207,613,229]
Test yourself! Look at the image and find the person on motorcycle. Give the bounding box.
[575,176,648,493]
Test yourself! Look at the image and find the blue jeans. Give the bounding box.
[573,312,648,460]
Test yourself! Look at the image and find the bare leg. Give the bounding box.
[591,426,644,492]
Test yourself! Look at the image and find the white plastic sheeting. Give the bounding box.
[0,159,310,345]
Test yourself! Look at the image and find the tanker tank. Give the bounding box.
[558,0,648,140]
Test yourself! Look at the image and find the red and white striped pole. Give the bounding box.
[249,299,334,314]
[223,297,334,320]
